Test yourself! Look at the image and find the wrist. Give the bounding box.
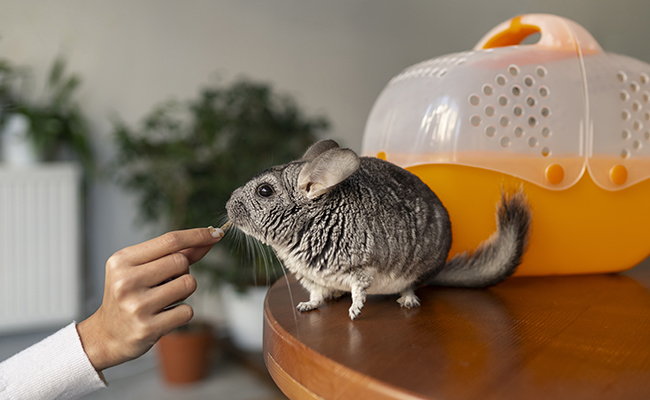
[76,314,113,371]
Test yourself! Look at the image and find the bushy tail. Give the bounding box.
[428,189,532,288]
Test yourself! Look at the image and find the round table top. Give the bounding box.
[263,261,650,400]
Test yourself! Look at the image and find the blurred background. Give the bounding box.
[2,1,650,399]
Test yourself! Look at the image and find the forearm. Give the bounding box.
[0,323,106,400]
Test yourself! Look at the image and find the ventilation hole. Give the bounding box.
[514,126,524,137]
[508,65,520,76]
[513,106,523,117]
[541,107,551,117]
[485,106,495,117]
[645,131,650,140]
[438,69,448,77]
[630,81,640,93]
[539,86,549,97]
[621,149,630,159]
[527,96,536,107]
[469,94,480,106]
[498,95,508,106]
[500,116,510,127]
[621,90,630,101]
[536,66,547,78]
[528,136,538,147]
[512,85,522,96]
[542,127,551,138]
[617,71,628,82]
[524,76,535,87]
[633,140,642,150]
[643,92,650,103]
[641,73,649,84]
[646,112,650,121]
[456,58,466,65]
[485,126,496,137]
[470,115,482,126]
[634,120,643,131]
[541,147,551,157]
[500,136,511,147]
[528,116,537,127]
[622,129,632,140]
[622,110,631,121]
[496,75,507,86]
[483,84,494,96]
[633,101,642,112]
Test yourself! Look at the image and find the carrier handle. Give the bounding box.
[474,14,602,54]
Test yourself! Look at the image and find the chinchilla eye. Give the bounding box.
[257,184,274,197]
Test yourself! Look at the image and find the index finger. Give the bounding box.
[122,227,223,266]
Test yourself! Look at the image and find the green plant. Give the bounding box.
[111,79,329,290]
[0,58,27,125]
[0,56,95,172]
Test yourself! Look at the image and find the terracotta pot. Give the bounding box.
[156,323,214,384]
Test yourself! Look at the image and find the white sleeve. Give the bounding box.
[0,322,107,400]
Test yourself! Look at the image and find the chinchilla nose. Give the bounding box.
[226,187,242,206]
[225,188,248,221]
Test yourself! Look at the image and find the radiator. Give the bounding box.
[0,163,81,334]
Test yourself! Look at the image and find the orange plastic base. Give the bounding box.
[407,164,650,276]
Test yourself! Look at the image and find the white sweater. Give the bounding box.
[0,323,106,399]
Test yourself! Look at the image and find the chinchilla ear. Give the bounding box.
[298,148,360,199]
[301,139,340,161]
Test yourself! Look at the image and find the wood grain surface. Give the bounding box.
[264,261,650,400]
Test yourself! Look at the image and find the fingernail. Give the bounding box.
[208,226,224,238]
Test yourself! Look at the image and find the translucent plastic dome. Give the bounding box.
[362,14,650,191]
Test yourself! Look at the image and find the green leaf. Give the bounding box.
[48,57,66,88]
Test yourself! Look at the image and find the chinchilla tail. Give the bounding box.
[428,189,532,288]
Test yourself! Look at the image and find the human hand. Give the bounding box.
[76,227,224,371]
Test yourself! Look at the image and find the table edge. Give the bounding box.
[263,284,432,400]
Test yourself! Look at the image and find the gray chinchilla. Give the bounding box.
[226,139,531,320]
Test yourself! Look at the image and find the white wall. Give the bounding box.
[2,0,650,314]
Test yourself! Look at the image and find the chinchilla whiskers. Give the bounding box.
[277,258,299,330]
[252,237,267,286]
[215,219,296,326]
[234,233,298,328]
[245,235,260,286]
[213,213,232,233]
[238,232,280,289]
[260,241,274,287]
[250,237,270,286]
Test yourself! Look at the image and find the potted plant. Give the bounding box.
[0,56,95,172]
[110,79,329,364]
[156,321,215,384]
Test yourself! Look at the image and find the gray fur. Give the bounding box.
[226,140,531,320]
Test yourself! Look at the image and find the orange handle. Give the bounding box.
[474,14,602,54]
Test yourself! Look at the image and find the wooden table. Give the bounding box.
[263,260,650,400]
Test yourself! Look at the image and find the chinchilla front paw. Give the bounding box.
[297,301,320,312]
[397,293,421,309]
[348,302,364,320]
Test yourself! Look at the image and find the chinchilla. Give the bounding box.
[225,139,531,320]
